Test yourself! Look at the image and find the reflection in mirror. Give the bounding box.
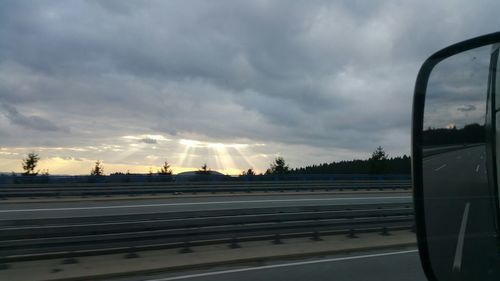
[422,45,500,280]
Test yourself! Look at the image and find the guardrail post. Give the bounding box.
[380,227,391,236]
[61,257,78,264]
[179,242,193,253]
[0,263,9,270]
[124,247,140,259]
[311,231,322,241]
[124,252,139,259]
[229,237,241,249]
[347,229,358,238]
[272,234,284,244]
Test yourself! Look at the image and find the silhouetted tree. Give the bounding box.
[196,163,211,175]
[22,152,40,176]
[289,154,411,175]
[369,146,388,174]
[90,160,104,176]
[423,123,485,145]
[241,168,256,176]
[158,161,172,175]
[267,157,289,174]
[39,169,50,183]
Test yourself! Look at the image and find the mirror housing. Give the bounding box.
[413,32,500,281]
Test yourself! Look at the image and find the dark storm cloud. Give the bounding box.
[1,0,500,161]
[1,103,68,132]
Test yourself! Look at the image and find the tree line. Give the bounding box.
[263,146,410,175]
[423,123,485,146]
[15,146,410,178]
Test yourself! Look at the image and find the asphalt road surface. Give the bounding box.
[0,193,411,220]
[422,145,499,280]
[110,249,426,281]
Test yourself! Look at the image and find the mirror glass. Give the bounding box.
[422,45,500,280]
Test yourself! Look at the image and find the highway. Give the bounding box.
[422,144,499,279]
[0,193,411,220]
[0,189,416,280]
[0,192,413,261]
[110,249,426,281]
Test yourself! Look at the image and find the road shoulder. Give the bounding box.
[1,230,416,281]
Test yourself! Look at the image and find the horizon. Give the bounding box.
[2,148,411,176]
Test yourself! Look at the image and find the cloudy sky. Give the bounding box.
[1,0,500,175]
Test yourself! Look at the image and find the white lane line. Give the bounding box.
[423,153,450,163]
[453,202,470,272]
[435,164,447,171]
[145,250,418,281]
[475,165,480,172]
[0,196,411,213]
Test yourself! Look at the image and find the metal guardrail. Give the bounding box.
[0,180,411,198]
[0,203,414,262]
[0,174,411,185]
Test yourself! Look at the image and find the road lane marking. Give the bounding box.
[434,164,447,171]
[0,196,411,213]
[145,250,418,281]
[453,202,470,272]
[423,153,451,163]
[476,165,480,172]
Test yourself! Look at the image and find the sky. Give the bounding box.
[1,0,500,175]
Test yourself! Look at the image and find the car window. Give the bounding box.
[0,1,498,281]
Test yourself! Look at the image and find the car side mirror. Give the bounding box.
[413,32,500,280]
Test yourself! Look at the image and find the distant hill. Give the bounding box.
[176,170,225,177]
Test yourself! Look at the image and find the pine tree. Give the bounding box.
[22,152,40,176]
[241,168,256,176]
[267,157,289,174]
[90,160,104,176]
[196,163,211,175]
[369,146,388,174]
[158,161,172,175]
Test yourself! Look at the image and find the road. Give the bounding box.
[0,193,411,220]
[0,192,417,280]
[422,145,499,279]
[110,249,426,281]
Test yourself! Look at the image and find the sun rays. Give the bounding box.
[177,139,260,174]
[0,134,268,175]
